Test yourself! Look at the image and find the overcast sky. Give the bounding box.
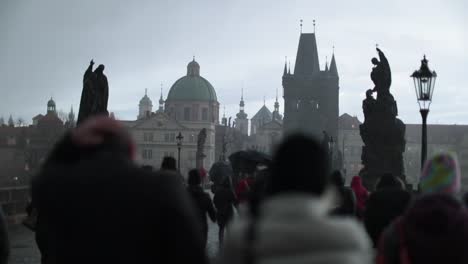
[1,0,466,125]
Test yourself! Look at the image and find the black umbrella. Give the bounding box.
[209,161,233,185]
[228,150,272,175]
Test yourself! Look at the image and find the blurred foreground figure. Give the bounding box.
[220,134,372,264]
[377,153,465,264]
[32,116,208,264]
[0,207,9,264]
[77,60,109,125]
[364,173,411,247]
[186,169,216,249]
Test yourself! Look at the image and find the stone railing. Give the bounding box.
[0,186,29,224]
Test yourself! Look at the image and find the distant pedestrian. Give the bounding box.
[187,169,216,248]
[213,177,237,246]
[220,134,372,264]
[351,175,369,218]
[235,174,254,204]
[161,156,177,171]
[419,152,461,196]
[330,170,356,217]
[364,173,411,247]
[161,156,184,184]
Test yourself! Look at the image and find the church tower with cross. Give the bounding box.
[282,20,339,140]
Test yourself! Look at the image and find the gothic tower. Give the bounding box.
[282,31,339,140]
[138,89,153,119]
[235,89,248,135]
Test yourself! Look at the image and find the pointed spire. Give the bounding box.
[283,56,288,76]
[330,52,338,77]
[325,56,329,71]
[276,87,278,102]
[294,31,320,75]
[145,88,148,96]
[300,19,303,33]
[158,83,164,112]
[263,96,266,106]
[313,19,316,33]
[288,61,291,74]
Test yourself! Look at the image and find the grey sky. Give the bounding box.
[1,0,466,125]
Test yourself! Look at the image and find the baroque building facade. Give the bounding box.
[123,59,218,178]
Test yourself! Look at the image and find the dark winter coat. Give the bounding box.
[331,186,357,217]
[213,187,237,226]
[364,187,411,247]
[187,185,216,244]
[32,133,208,264]
[377,194,468,264]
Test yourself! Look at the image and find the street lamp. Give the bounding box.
[176,132,184,171]
[411,55,437,170]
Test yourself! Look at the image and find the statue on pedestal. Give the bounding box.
[77,60,109,125]
[196,128,207,169]
[359,48,406,190]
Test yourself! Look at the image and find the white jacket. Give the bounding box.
[219,193,372,264]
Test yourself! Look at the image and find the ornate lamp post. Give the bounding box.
[411,55,437,170]
[176,132,184,171]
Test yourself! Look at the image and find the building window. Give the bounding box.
[184,107,191,121]
[142,149,153,160]
[164,133,175,142]
[164,151,175,157]
[143,132,153,142]
[202,108,208,121]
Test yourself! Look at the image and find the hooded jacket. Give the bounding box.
[220,193,372,264]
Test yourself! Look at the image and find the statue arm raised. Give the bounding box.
[377,48,392,86]
[83,60,94,81]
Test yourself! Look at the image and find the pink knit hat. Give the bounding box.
[420,152,461,195]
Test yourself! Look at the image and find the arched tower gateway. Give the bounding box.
[138,89,153,119]
[165,58,219,123]
[282,32,339,140]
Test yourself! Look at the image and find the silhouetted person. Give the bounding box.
[0,206,9,264]
[77,60,109,125]
[160,156,184,184]
[186,169,216,249]
[213,177,237,246]
[220,134,372,264]
[161,156,177,171]
[32,116,208,264]
[364,173,411,247]
[330,170,356,217]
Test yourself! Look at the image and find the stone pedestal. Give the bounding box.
[359,93,406,190]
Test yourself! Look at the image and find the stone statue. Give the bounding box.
[371,48,391,100]
[77,59,109,125]
[196,128,207,169]
[359,48,406,190]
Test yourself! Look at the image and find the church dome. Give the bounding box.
[139,92,152,106]
[166,59,218,102]
[47,98,56,108]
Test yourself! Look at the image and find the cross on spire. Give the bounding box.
[300,19,303,33]
[313,19,316,33]
[145,88,147,96]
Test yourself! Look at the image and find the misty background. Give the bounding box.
[1,0,466,124]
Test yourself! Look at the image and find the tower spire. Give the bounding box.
[145,88,147,96]
[288,61,291,74]
[158,83,164,112]
[325,56,329,71]
[300,19,303,33]
[330,52,338,77]
[313,19,316,33]
[283,56,288,76]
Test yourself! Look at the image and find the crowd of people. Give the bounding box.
[1,115,468,264]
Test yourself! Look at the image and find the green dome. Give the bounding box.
[166,59,218,102]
